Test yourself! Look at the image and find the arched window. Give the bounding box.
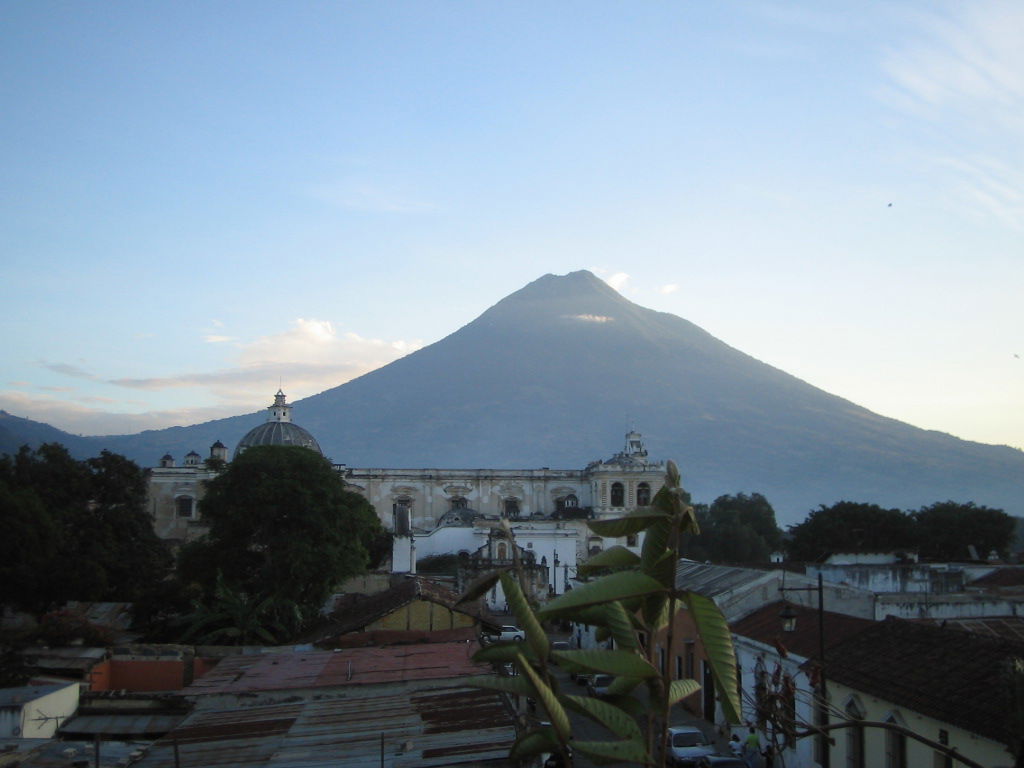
[451,497,467,510]
[564,494,578,508]
[611,482,624,507]
[175,496,194,518]
[845,697,866,768]
[497,542,508,560]
[884,713,907,768]
[393,496,412,535]
[637,482,651,507]
[503,498,520,519]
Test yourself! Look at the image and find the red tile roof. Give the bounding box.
[824,616,1024,745]
[731,601,874,660]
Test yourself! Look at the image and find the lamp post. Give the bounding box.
[779,572,829,768]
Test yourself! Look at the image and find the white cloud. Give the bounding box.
[204,335,235,343]
[658,284,679,295]
[880,0,1024,227]
[109,318,424,408]
[0,391,245,436]
[564,314,614,323]
[604,272,631,292]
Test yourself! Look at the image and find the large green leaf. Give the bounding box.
[603,601,639,650]
[577,545,641,575]
[519,653,572,743]
[683,589,741,724]
[573,738,650,765]
[639,518,670,573]
[455,568,506,606]
[667,678,701,705]
[509,729,558,761]
[461,673,535,697]
[538,571,664,618]
[551,649,657,678]
[473,642,537,664]
[607,675,643,697]
[588,509,669,537]
[647,550,677,590]
[501,571,549,662]
[564,694,642,741]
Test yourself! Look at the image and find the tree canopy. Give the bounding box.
[0,444,172,611]
[911,501,1016,561]
[177,445,384,640]
[686,492,783,563]
[786,499,1015,562]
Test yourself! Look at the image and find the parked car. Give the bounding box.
[667,726,716,767]
[586,673,614,697]
[483,625,524,643]
[551,640,570,652]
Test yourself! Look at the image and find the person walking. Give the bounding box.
[743,726,761,768]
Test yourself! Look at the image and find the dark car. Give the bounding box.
[586,673,614,697]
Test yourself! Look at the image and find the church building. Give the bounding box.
[148,390,667,606]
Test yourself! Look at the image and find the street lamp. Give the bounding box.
[779,572,829,768]
[779,603,798,633]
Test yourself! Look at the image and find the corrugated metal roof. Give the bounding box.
[0,683,73,708]
[674,560,771,597]
[186,643,486,695]
[132,683,514,768]
[59,713,187,737]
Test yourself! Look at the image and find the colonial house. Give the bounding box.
[730,601,874,768]
[823,617,1023,768]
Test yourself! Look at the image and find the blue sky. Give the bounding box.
[2,1,1021,449]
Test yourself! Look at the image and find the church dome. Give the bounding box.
[234,389,323,459]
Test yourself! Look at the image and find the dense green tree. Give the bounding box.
[911,501,1015,561]
[0,481,57,611]
[786,501,915,562]
[179,445,383,639]
[0,444,172,609]
[687,492,783,563]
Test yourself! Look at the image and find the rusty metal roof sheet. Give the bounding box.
[186,643,486,695]
[133,682,514,768]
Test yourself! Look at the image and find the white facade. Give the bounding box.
[149,413,667,603]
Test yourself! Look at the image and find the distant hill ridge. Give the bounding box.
[3,270,1022,526]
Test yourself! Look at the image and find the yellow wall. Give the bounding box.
[368,600,476,631]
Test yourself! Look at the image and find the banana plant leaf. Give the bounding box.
[551,649,657,678]
[577,545,641,575]
[501,571,549,662]
[519,653,572,743]
[538,571,664,618]
[683,589,741,724]
[588,509,670,537]
[564,694,643,741]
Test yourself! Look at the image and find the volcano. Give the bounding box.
[4,270,1022,525]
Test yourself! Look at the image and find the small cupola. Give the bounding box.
[624,431,647,457]
[160,454,175,468]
